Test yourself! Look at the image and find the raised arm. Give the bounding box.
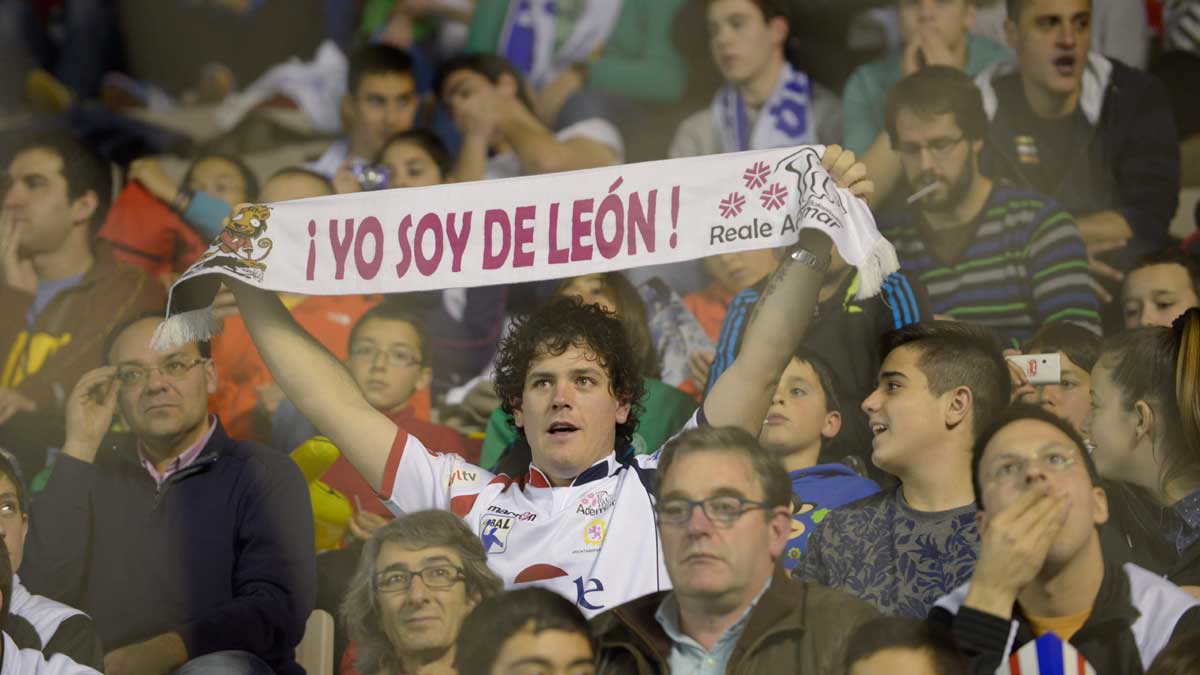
[228,282,395,491]
[704,146,873,433]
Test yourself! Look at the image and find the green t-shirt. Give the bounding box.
[465,0,689,103]
[479,376,697,469]
[842,35,1012,155]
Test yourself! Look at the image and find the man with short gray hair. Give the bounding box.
[591,425,877,675]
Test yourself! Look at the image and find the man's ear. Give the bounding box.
[616,398,631,425]
[975,508,988,535]
[945,386,973,429]
[766,506,792,558]
[70,189,98,228]
[768,15,789,50]
[1004,18,1019,51]
[204,358,219,395]
[1092,484,1109,526]
[964,2,978,31]
[340,94,355,127]
[416,367,433,391]
[821,410,842,440]
[512,399,524,429]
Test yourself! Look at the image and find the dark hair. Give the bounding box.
[1127,248,1200,298]
[348,44,415,96]
[343,510,503,675]
[375,129,452,180]
[348,301,431,365]
[885,66,989,148]
[11,133,112,236]
[554,272,660,379]
[971,403,1099,509]
[265,166,335,195]
[1006,0,1093,21]
[1148,630,1200,675]
[494,297,644,457]
[845,617,967,673]
[182,153,259,202]
[881,322,1011,438]
[455,588,592,675]
[0,449,28,516]
[792,346,841,414]
[703,0,789,23]
[1099,308,1200,495]
[1023,322,1101,374]
[435,53,538,116]
[104,313,212,362]
[656,425,793,509]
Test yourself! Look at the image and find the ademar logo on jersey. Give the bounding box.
[576,489,615,516]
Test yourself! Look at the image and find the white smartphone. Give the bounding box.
[1006,353,1062,386]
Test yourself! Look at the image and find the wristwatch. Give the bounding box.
[789,246,830,273]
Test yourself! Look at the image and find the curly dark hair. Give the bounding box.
[493,297,645,460]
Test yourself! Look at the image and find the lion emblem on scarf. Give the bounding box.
[191,204,275,281]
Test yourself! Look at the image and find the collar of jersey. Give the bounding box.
[526,452,619,489]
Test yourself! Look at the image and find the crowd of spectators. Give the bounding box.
[2,0,1200,673]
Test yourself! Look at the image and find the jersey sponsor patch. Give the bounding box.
[576,488,616,516]
[479,515,514,554]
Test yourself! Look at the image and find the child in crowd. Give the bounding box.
[1122,249,1200,330]
[1013,321,1100,438]
[98,153,258,285]
[760,348,880,568]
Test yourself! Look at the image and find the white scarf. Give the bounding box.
[154,146,897,348]
[713,62,815,153]
[499,0,623,89]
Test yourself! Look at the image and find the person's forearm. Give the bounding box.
[229,282,387,483]
[455,134,490,182]
[500,112,581,175]
[704,231,830,432]
[1075,210,1133,244]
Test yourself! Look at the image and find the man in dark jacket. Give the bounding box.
[977,0,1180,306]
[929,405,1200,673]
[591,425,878,675]
[21,316,316,675]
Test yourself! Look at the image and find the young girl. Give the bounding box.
[1090,308,1200,587]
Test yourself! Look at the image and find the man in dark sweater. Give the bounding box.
[21,316,316,675]
[976,0,1180,307]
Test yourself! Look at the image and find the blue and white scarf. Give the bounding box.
[713,62,815,153]
[499,0,623,89]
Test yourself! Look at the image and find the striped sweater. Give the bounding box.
[880,186,1101,344]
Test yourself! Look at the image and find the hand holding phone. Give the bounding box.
[1005,353,1062,386]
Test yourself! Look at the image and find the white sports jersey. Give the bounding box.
[381,412,701,616]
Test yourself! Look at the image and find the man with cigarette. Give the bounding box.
[877,67,1099,346]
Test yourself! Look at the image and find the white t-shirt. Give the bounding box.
[485,118,625,181]
[381,411,700,616]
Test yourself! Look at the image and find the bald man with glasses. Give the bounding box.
[20,314,315,675]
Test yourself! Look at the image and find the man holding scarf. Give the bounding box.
[669,0,842,159]
[222,145,873,616]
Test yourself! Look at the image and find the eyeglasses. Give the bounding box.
[895,136,966,159]
[374,564,465,594]
[986,448,1078,487]
[654,496,769,526]
[348,344,421,367]
[115,357,208,387]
